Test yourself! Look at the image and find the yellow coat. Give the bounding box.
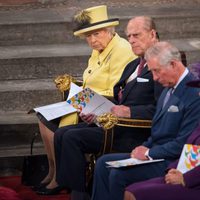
[83,33,136,97]
[59,33,136,127]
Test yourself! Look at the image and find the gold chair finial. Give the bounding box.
[96,113,118,130]
[54,74,75,93]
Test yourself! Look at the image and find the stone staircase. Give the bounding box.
[0,0,200,175]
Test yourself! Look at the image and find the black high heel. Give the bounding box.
[32,182,49,191]
[36,185,69,195]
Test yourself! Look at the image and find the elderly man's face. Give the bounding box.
[147,57,176,87]
[85,28,112,52]
[126,18,156,56]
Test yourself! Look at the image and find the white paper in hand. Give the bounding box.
[67,82,83,100]
[106,158,164,168]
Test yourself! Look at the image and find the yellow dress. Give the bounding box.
[59,33,137,127]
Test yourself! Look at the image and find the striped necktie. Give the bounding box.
[137,58,146,76]
[163,88,173,108]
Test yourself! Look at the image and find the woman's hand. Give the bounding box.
[165,169,185,186]
[79,113,96,124]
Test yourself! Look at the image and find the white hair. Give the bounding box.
[145,41,181,66]
[106,26,115,35]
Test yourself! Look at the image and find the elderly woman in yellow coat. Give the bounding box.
[35,5,136,195]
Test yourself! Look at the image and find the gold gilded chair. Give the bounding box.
[96,114,152,156]
[55,74,152,188]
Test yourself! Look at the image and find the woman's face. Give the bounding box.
[85,28,113,52]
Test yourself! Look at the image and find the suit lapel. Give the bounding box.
[153,88,168,120]
[114,59,139,102]
[120,65,149,103]
[153,72,193,123]
[123,59,140,81]
[153,94,179,122]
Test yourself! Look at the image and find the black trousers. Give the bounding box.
[54,122,150,192]
[54,122,103,192]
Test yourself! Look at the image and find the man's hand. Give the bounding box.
[111,105,131,118]
[165,169,185,186]
[130,146,149,160]
[79,113,96,124]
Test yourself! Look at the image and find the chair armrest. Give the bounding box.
[116,118,152,128]
[97,115,152,155]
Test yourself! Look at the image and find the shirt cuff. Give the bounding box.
[145,149,153,160]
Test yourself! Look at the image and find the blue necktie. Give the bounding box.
[163,88,173,108]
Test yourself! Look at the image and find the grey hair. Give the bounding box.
[106,26,115,35]
[144,41,181,66]
[126,16,157,33]
[140,16,156,31]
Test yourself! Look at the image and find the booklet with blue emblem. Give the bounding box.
[34,83,114,121]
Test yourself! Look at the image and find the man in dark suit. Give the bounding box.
[91,42,200,200]
[53,16,163,200]
[124,63,200,200]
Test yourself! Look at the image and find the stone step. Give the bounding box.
[0,0,66,7]
[169,38,200,65]
[1,0,198,8]
[0,43,90,81]
[0,4,200,46]
[0,44,89,80]
[0,112,44,176]
[0,142,45,157]
[0,79,63,112]
[0,157,23,177]
[0,111,45,158]
[0,38,199,81]
[0,110,37,125]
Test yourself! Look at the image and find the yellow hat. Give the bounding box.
[73,5,119,36]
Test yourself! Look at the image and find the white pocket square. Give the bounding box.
[137,77,149,82]
[168,105,179,112]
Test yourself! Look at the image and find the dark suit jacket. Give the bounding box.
[114,58,163,119]
[113,58,163,151]
[143,72,200,161]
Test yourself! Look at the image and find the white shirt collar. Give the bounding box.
[173,68,189,90]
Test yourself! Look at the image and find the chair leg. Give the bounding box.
[85,154,96,188]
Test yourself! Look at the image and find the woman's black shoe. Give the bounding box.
[36,186,65,195]
[32,182,49,191]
